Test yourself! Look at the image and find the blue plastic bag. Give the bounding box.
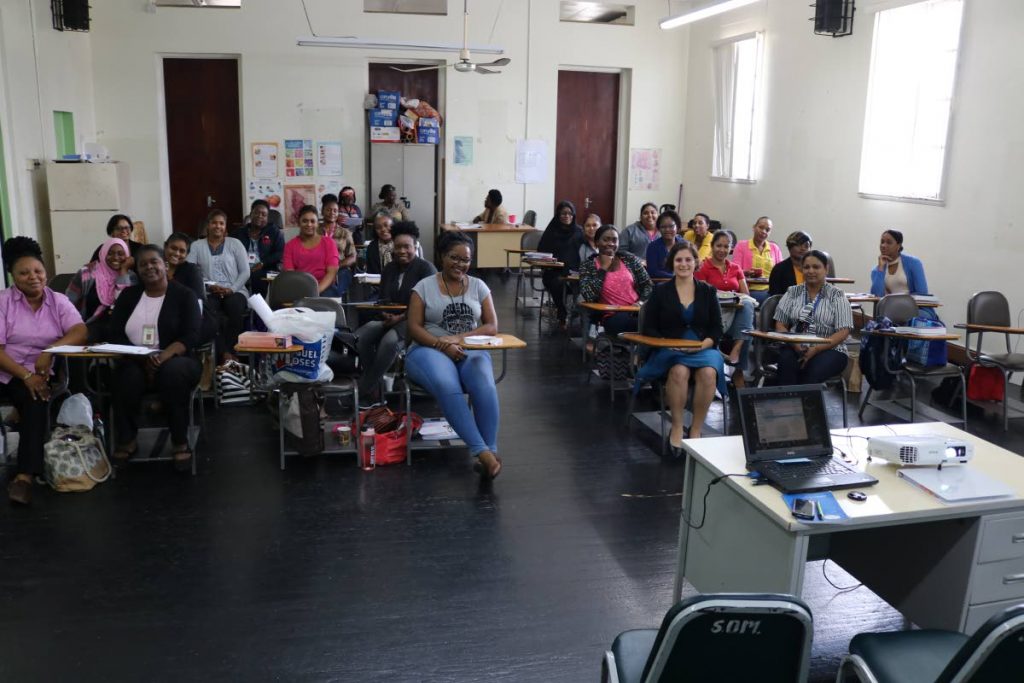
[906,316,947,367]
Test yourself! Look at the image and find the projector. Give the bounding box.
[867,434,974,466]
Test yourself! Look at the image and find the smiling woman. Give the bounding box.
[65,236,138,339]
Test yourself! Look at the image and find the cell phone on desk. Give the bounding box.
[790,498,816,521]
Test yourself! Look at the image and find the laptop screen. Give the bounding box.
[737,385,833,462]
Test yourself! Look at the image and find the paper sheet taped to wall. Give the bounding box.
[515,139,548,184]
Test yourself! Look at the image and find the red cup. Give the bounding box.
[508,214,517,224]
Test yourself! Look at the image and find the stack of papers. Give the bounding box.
[463,335,502,346]
[419,419,458,441]
[767,332,824,342]
[524,252,555,261]
[44,344,155,355]
[893,326,947,336]
[355,273,382,284]
[454,222,482,229]
[913,294,940,304]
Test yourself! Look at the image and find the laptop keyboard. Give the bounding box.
[759,458,855,480]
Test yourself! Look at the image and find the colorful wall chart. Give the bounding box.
[284,139,314,177]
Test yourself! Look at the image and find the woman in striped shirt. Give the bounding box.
[772,249,853,385]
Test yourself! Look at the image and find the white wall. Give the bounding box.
[80,0,689,243]
[0,0,95,266]
[681,0,1024,341]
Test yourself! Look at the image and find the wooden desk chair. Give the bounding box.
[837,604,1024,683]
[962,291,1024,430]
[602,594,812,683]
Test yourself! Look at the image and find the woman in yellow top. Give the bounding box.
[682,212,714,262]
[731,216,783,304]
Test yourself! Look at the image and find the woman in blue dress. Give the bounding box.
[637,241,725,451]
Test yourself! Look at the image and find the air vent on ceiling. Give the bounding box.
[560,2,635,26]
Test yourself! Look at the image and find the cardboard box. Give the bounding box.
[416,117,440,144]
[417,117,439,129]
[370,126,401,142]
[238,331,293,349]
[377,90,400,110]
[368,108,398,126]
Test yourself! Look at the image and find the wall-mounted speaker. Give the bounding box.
[51,0,90,32]
[812,0,855,38]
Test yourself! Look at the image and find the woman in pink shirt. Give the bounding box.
[578,225,653,337]
[0,237,88,505]
[283,205,341,296]
[695,231,755,385]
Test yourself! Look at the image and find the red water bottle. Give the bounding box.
[360,427,376,471]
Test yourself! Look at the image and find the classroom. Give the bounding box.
[1,0,1023,680]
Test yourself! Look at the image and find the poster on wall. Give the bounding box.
[251,142,279,178]
[284,139,315,177]
[515,139,547,184]
[283,183,317,227]
[454,136,473,166]
[246,179,284,213]
[316,141,343,176]
[317,180,343,204]
[628,148,662,191]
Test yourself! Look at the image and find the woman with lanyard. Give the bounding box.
[768,230,813,297]
[579,225,652,337]
[320,194,356,295]
[619,203,659,261]
[537,199,583,328]
[695,231,756,387]
[645,210,684,278]
[405,231,502,480]
[682,212,714,262]
[773,249,854,385]
[732,216,782,304]
[636,241,726,450]
[187,209,249,364]
[64,236,136,339]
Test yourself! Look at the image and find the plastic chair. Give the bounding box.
[964,291,1024,430]
[49,273,76,296]
[836,604,1024,683]
[267,271,319,310]
[522,209,537,227]
[601,593,813,683]
[514,230,548,313]
[858,294,966,425]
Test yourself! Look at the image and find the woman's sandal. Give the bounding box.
[112,442,137,462]
[473,453,502,480]
[171,446,193,473]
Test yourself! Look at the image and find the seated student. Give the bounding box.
[472,189,509,225]
[645,210,684,278]
[65,237,137,339]
[364,212,395,275]
[636,241,725,450]
[188,210,249,363]
[870,229,929,297]
[405,231,502,480]
[579,225,652,337]
[732,216,782,304]
[619,203,659,261]
[773,249,854,385]
[695,231,755,387]
[232,199,285,297]
[338,186,363,234]
[355,222,437,406]
[578,213,601,263]
[283,205,341,296]
[768,230,813,297]
[369,184,411,222]
[320,194,356,295]
[107,245,202,473]
[537,200,584,327]
[0,237,88,505]
[682,212,714,262]
[90,213,144,264]
[164,232,216,344]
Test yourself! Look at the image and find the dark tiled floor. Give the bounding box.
[1,274,1022,682]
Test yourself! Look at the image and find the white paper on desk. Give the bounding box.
[419,419,458,440]
[454,222,482,229]
[248,293,276,329]
[44,345,88,354]
[464,335,502,346]
[770,333,823,342]
[87,344,156,356]
[356,274,382,284]
[893,326,947,336]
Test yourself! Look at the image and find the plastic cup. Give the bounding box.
[334,424,352,446]
[508,214,517,224]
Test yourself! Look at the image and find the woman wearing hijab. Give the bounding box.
[65,237,137,339]
[537,200,584,327]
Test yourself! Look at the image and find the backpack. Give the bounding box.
[859,317,899,391]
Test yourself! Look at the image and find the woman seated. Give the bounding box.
[338,186,363,234]
[645,210,684,278]
[406,231,502,480]
[232,199,285,297]
[90,213,144,264]
[732,216,782,304]
[636,241,726,449]
[355,222,437,405]
[579,225,652,337]
[364,212,395,275]
[773,249,854,385]
[187,209,249,363]
[0,237,88,505]
[537,200,583,327]
[578,214,601,264]
[619,203,659,261]
[695,231,755,387]
[320,194,356,295]
[682,212,714,262]
[164,232,216,344]
[65,237,136,340]
[768,230,813,297]
[107,245,202,473]
[369,184,411,222]
[283,205,341,296]
[472,189,509,225]
[870,229,929,297]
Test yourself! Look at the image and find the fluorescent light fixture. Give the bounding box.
[659,0,759,29]
[296,36,504,55]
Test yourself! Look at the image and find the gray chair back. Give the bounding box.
[876,294,918,325]
[520,229,543,251]
[968,291,1011,327]
[267,271,319,310]
[295,296,347,329]
[49,273,76,295]
[816,249,837,278]
[522,209,537,227]
[936,605,1024,682]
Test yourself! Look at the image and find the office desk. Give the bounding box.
[440,223,540,269]
[675,422,1024,634]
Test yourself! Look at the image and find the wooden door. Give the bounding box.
[555,71,619,226]
[163,58,243,236]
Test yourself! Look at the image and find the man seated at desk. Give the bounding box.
[472,189,509,225]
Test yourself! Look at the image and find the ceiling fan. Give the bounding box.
[390,0,510,75]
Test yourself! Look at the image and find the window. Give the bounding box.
[711,33,763,182]
[53,111,75,158]
[364,0,446,15]
[859,0,964,202]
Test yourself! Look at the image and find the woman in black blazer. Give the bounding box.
[637,241,726,450]
[768,230,813,297]
[164,231,218,345]
[355,222,437,405]
[107,245,202,472]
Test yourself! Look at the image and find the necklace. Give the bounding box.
[441,273,466,306]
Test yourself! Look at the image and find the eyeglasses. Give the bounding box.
[445,254,472,265]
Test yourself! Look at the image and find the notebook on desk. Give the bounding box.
[737,385,878,493]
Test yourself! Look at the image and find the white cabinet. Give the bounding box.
[369,144,436,259]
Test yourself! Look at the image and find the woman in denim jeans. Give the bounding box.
[405,231,502,479]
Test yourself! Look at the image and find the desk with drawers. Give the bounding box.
[675,422,1024,634]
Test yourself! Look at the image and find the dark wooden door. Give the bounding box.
[555,71,619,226]
[163,58,242,236]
